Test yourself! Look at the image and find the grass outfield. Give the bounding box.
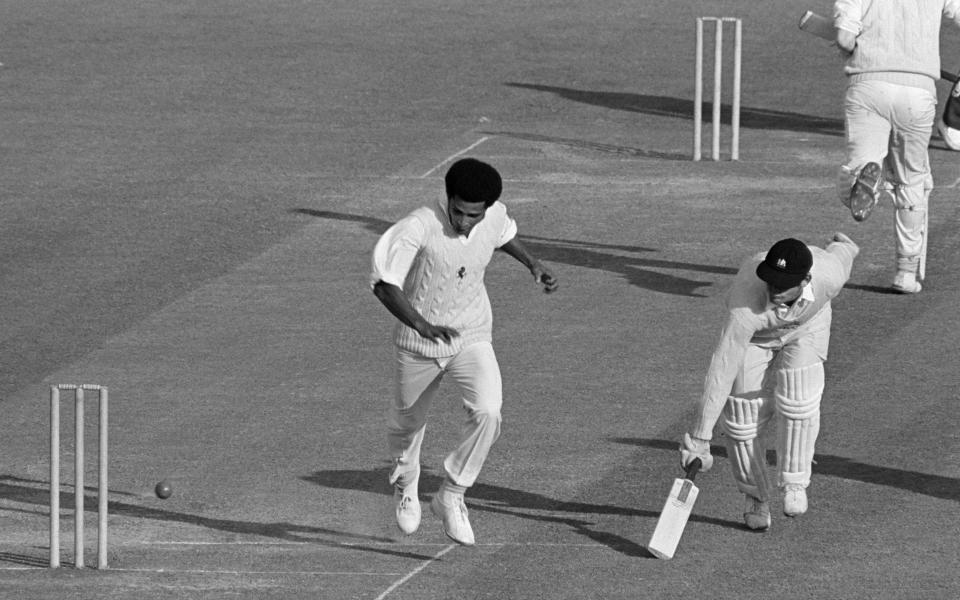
[1,1,959,598]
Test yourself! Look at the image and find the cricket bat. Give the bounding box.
[647,459,702,560]
[799,10,959,82]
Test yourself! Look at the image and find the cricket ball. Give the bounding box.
[155,481,173,499]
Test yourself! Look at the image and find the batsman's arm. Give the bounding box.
[826,232,860,282]
[690,315,753,440]
[499,237,559,292]
[372,281,459,343]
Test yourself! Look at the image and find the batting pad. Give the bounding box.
[722,396,773,500]
[775,364,824,487]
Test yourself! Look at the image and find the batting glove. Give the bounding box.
[680,433,714,472]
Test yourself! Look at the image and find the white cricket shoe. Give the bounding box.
[892,271,922,294]
[743,495,771,530]
[782,484,808,517]
[430,493,475,546]
[394,487,421,534]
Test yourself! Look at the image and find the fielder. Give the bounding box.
[834,0,960,294]
[370,158,558,545]
[680,234,859,530]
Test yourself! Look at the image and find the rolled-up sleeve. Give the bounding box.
[497,213,518,247]
[833,0,863,34]
[370,215,424,289]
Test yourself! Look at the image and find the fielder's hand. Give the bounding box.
[680,433,714,472]
[531,261,558,293]
[416,322,460,344]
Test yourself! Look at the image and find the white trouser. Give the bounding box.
[722,327,829,498]
[388,342,502,488]
[838,80,935,275]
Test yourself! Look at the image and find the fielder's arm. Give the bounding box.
[498,238,559,292]
[372,281,459,343]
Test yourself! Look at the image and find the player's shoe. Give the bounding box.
[743,495,771,530]
[782,484,808,517]
[394,487,421,534]
[848,162,882,222]
[892,271,922,294]
[430,493,475,546]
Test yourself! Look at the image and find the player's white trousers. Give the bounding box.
[722,329,828,498]
[839,80,935,275]
[388,341,502,488]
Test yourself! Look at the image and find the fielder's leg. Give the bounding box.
[430,342,502,546]
[774,363,824,517]
[388,350,444,534]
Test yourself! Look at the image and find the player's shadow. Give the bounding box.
[505,82,844,136]
[292,209,728,297]
[0,475,435,567]
[609,438,960,502]
[302,466,745,558]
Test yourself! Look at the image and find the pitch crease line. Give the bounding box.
[374,543,456,600]
[420,138,490,178]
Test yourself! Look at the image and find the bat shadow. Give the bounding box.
[609,438,960,502]
[302,466,746,558]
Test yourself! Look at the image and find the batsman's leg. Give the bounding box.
[888,83,935,293]
[774,363,824,517]
[722,395,774,530]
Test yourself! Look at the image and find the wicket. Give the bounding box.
[694,17,742,161]
[49,384,108,569]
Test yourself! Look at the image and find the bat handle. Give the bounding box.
[685,458,702,481]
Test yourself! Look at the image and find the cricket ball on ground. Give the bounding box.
[155,481,173,499]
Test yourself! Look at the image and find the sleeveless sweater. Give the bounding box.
[395,201,513,357]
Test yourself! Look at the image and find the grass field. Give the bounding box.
[1,1,959,598]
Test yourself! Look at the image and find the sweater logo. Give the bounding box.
[457,266,466,279]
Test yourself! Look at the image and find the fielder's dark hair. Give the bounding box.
[444,158,502,207]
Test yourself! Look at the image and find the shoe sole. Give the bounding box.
[892,282,922,294]
[849,162,882,222]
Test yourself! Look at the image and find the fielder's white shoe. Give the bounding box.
[782,484,808,517]
[743,495,771,531]
[430,493,475,546]
[892,271,922,294]
[394,487,421,534]
[393,467,421,535]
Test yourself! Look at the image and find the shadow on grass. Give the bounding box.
[0,475,435,568]
[301,466,745,558]
[609,438,960,502]
[293,209,724,297]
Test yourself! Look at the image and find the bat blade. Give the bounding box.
[647,459,701,560]
[798,10,835,41]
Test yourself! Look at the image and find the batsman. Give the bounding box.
[680,233,859,530]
